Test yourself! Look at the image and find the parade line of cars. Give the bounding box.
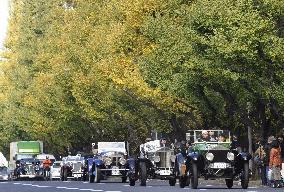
[0,130,252,189]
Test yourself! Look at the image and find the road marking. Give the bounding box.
[97,183,105,185]
[199,189,207,191]
[22,184,32,186]
[146,186,152,188]
[36,186,50,188]
[13,183,21,185]
[0,182,8,184]
[65,187,79,190]
[89,190,103,192]
[206,185,213,186]
[105,191,122,192]
[57,186,67,188]
[83,182,89,184]
[79,189,102,191]
[123,184,129,186]
[31,185,39,187]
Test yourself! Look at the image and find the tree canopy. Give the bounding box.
[0,0,283,156]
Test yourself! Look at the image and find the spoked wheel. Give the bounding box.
[191,163,198,189]
[139,162,147,186]
[225,179,233,189]
[241,162,249,189]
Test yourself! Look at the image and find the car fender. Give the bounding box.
[188,152,200,162]
[238,152,252,161]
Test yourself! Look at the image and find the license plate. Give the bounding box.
[211,163,227,169]
[160,170,171,176]
[111,166,121,176]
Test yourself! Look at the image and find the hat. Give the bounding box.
[202,130,208,134]
[267,136,275,144]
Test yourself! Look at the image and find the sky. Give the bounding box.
[0,0,9,50]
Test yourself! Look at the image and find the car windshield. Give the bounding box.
[0,167,8,174]
[52,162,61,168]
[186,130,231,143]
[97,142,126,154]
[16,154,35,160]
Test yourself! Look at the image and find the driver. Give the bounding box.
[42,156,52,177]
[218,134,226,142]
[198,130,210,142]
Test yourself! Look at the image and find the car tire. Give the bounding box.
[122,176,127,183]
[179,176,187,188]
[139,162,147,186]
[191,163,198,189]
[63,168,67,181]
[169,178,176,186]
[129,178,135,186]
[241,162,249,189]
[225,179,233,189]
[94,167,101,183]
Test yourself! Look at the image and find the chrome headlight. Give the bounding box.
[227,152,235,161]
[205,153,214,161]
[153,156,160,163]
[104,157,112,166]
[119,157,126,165]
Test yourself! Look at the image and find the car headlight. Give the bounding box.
[153,156,160,163]
[227,152,235,161]
[119,157,126,165]
[206,153,214,161]
[104,157,112,166]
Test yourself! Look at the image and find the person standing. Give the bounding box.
[264,136,276,185]
[254,140,267,185]
[277,135,284,162]
[269,140,282,188]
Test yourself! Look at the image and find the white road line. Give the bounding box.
[0,182,8,184]
[146,186,152,188]
[13,183,21,185]
[65,187,79,190]
[89,190,103,192]
[205,185,213,186]
[105,191,122,192]
[22,184,32,186]
[79,189,100,191]
[97,183,105,185]
[31,185,39,187]
[57,186,67,188]
[83,182,89,184]
[199,189,207,191]
[123,184,129,186]
[36,186,50,188]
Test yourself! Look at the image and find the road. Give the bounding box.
[0,179,282,192]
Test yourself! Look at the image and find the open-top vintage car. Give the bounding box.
[60,154,84,181]
[138,140,176,186]
[13,158,43,180]
[179,130,251,189]
[88,142,136,186]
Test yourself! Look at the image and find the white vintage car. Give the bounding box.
[50,161,62,180]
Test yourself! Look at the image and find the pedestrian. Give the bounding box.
[277,135,284,162]
[264,135,276,185]
[254,139,267,185]
[269,139,282,188]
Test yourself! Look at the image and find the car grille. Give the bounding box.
[209,150,229,163]
[156,151,174,168]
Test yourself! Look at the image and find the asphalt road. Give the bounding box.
[0,179,282,192]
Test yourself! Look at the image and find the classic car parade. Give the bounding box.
[178,130,251,189]
[60,154,84,181]
[138,139,177,186]
[88,142,136,186]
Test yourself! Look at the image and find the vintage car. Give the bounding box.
[138,140,177,186]
[13,158,43,180]
[50,161,62,180]
[179,130,251,189]
[60,154,84,181]
[88,142,136,186]
[0,166,10,181]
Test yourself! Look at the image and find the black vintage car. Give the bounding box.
[179,130,251,189]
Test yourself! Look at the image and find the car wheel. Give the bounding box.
[241,162,249,189]
[139,162,147,186]
[122,176,127,183]
[191,163,198,189]
[94,167,101,183]
[169,178,176,186]
[179,176,187,188]
[225,179,233,189]
[63,168,68,181]
[129,178,135,186]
